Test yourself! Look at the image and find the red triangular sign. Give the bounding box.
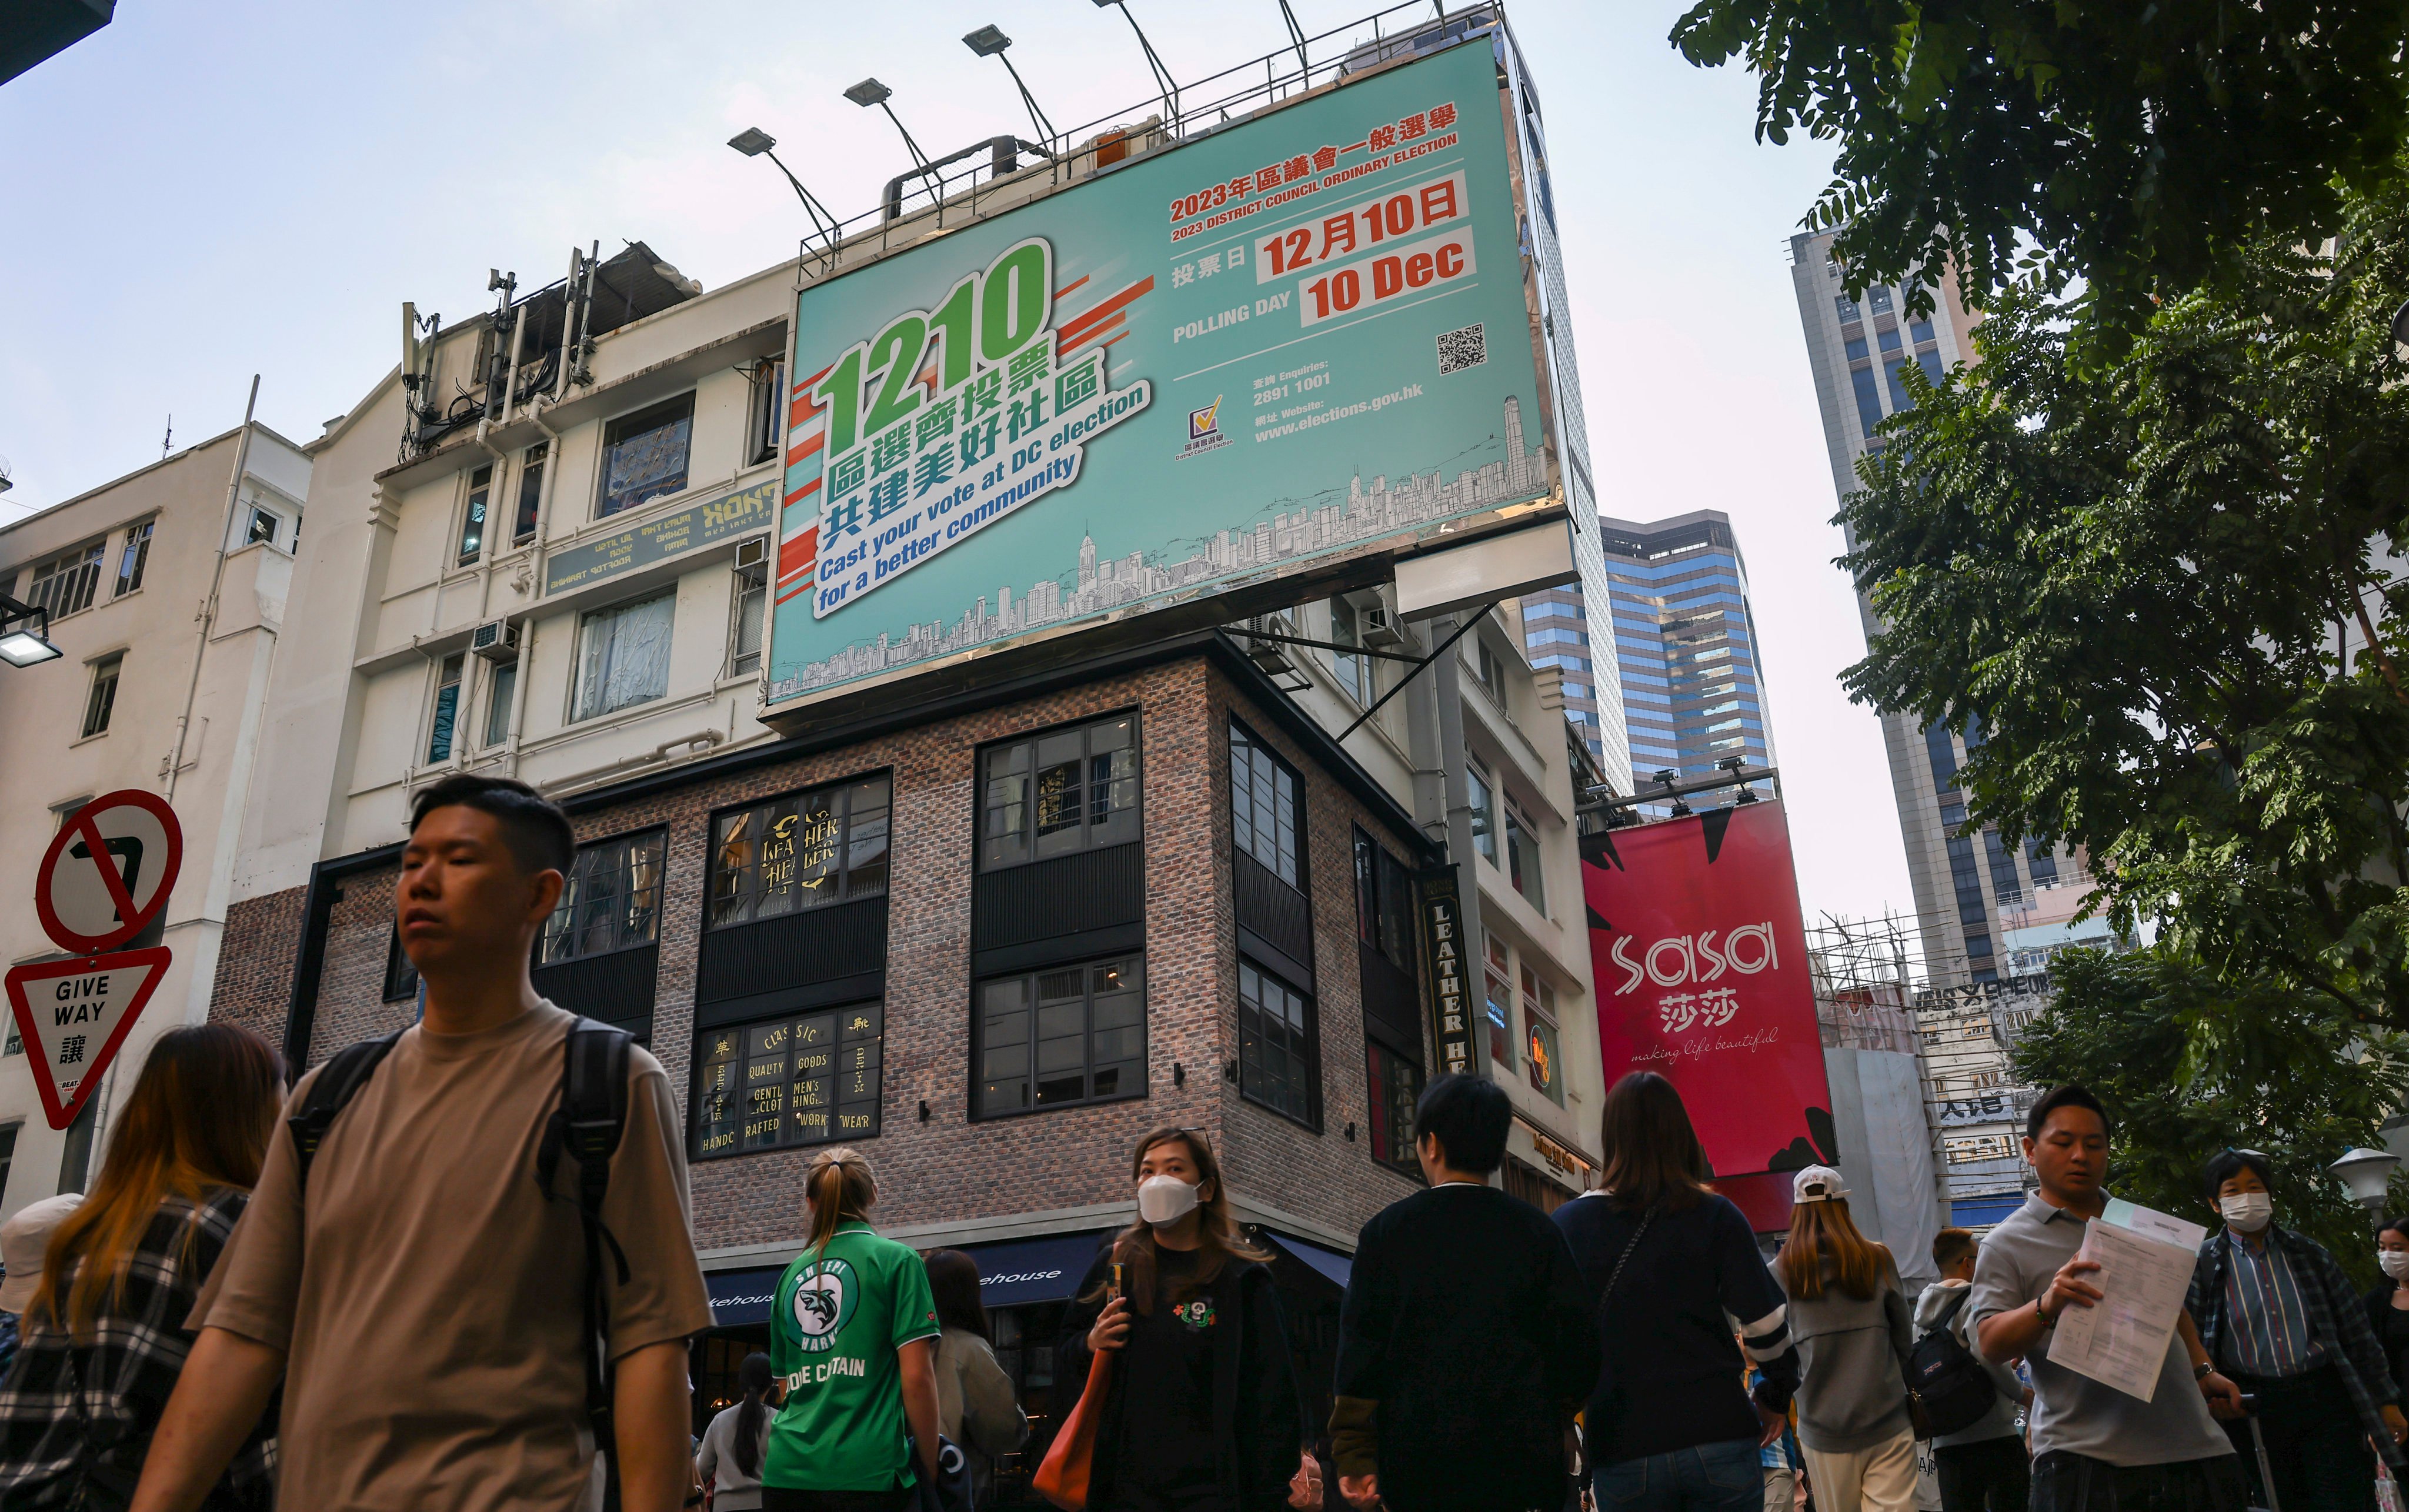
[4,947,172,1130]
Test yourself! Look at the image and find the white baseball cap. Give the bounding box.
[0,1194,85,1313]
[1791,1165,1850,1204]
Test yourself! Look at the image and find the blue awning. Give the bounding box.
[1267,1231,1353,1289]
[706,1266,785,1328]
[1950,1193,2027,1229]
[965,1231,1110,1309]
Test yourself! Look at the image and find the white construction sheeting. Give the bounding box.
[1822,1047,1944,1292]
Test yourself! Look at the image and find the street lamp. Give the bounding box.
[2391,298,2409,353]
[845,78,942,205]
[726,128,840,250]
[963,25,1059,153]
[0,592,62,667]
[2331,1146,2401,1230]
[1092,0,1180,125]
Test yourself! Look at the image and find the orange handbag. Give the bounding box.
[1032,1347,1115,1511]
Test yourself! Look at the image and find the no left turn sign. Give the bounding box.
[35,789,182,955]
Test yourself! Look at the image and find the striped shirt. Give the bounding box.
[2220,1230,2325,1377]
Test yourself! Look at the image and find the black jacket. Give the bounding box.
[2364,1285,2409,1414]
[1058,1241,1307,1512]
[1332,1184,1599,1512]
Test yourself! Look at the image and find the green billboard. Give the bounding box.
[767,38,1552,713]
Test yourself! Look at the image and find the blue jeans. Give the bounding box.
[1593,1437,1764,1512]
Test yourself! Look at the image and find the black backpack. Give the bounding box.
[1906,1286,1999,1438]
[286,1017,633,1491]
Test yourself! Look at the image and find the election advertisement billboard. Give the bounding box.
[1578,802,1835,1180]
[766,37,1557,717]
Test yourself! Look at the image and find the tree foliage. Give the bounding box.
[1841,168,2409,1033]
[2012,949,2409,1286]
[1670,0,2409,329]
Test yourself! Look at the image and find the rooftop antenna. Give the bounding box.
[963,25,1059,153]
[1092,1,1180,125]
[727,127,841,248]
[843,79,942,205]
[161,415,172,459]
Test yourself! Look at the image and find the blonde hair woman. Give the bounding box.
[759,1148,945,1512]
[1771,1167,1917,1512]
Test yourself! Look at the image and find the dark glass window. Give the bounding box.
[426,655,462,762]
[1328,597,1370,702]
[1353,829,1415,971]
[692,1001,882,1160]
[1877,325,1902,353]
[1365,1040,1423,1176]
[382,926,420,1003]
[514,442,546,543]
[1850,365,1883,439]
[1923,723,1958,790]
[979,714,1140,870]
[1909,318,1936,346]
[81,655,120,739]
[1868,286,1894,314]
[1484,933,1515,1069]
[483,660,516,747]
[115,522,152,598]
[1238,959,1316,1125]
[709,777,890,927]
[1884,358,1915,412]
[1834,295,1860,324]
[975,956,1145,1116]
[1916,349,1945,386]
[1843,336,1868,362]
[2025,838,2060,889]
[750,359,786,466]
[598,393,695,518]
[1230,721,1302,887]
[24,539,104,619]
[542,830,666,963]
[1983,828,2023,905]
[458,465,491,565]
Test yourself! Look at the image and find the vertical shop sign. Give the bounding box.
[1418,867,1473,1077]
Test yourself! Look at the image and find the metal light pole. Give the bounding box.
[726,128,840,249]
[845,79,942,206]
[963,26,1059,154]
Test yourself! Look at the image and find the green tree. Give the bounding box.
[2012,949,2409,1284]
[1670,0,2409,329]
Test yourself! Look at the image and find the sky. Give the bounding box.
[0,0,1913,926]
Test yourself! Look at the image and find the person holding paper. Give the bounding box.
[1968,1086,2245,1511]
[2184,1148,2405,1510]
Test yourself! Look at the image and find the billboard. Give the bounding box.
[1578,802,1834,1180]
[766,38,1555,715]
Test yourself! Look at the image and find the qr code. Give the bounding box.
[1436,323,1486,375]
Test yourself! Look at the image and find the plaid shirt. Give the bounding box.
[2189,1223,2403,1466]
[0,1187,275,1510]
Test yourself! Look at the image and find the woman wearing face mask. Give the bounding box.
[2366,1219,2409,1441]
[2183,1148,2408,1509]
[1057,1126,1321,1512]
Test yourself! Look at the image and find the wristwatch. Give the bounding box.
[2036,1290,2058,1325]
[2194,1361,2215,1382]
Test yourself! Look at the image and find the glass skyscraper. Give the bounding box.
[1593,511,1774,793]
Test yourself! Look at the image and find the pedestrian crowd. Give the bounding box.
[0,775,2398,1512]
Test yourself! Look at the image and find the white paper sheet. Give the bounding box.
[2049,1201,2203,1402]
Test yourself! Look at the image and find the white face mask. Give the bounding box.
[2220,1192,2274,1233]
[1137,1174,1200,1226]
[2381,1250,2409,1283]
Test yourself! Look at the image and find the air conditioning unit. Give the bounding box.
[735,536,770,571]
[1358,604,1409,649]
[468,619,519,660]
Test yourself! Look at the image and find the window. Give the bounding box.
[1877,325,1902,353]
[1328,596,1370,703]
[1353,828,1415,971]
[1365,1041,1424,1176]
[975,956,1145,1116]
[1467,762,1499,864]
[731,552,768,677]
[1504,801,1544,914]
[382,926,421,1003]
[24,540,105,619]
[598,393,695,518]
[458,466,491,565]
[1484,933,1514,1067]
[572,592,675,722]
[115,522,152,598]
[483,660,517,747]
[1238,959,1317,1125]
[709,776,890,927]
[1834,295,1860,324]
[1843,336,1868,362]
[1850,365,1884,439]
[979,713,1140,870]
[1916,349,1946,386]
[692,1002,883,1159]
[1868,286,1894,314]
[541,829,666,963]
[1474,637,1504,700]
[2025,838,2060,889]
[513,443,546,544]
[1923,723,1959,790]
[426,655,463,763]
[245,508,279,548]
[1909,318,1936,346]
[749,359,786,468]
[1230,721,1302,887]
[81,655,121,739]
[1522,966,1562,1105]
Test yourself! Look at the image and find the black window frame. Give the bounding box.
[383,924,421,1003]
[513,442,547,545]
[1237,956,1319,1129]
[597,392,696,519]
[706,773,892,929]
[1229,719,1304,889]
[541,827,669,964]
[1352,827,1415,972]
[1364,1039,1423,1178]
[81,654,121,739]
[749,358,786,467]
[426,653,463,763]
[690,999,884,1161]
[977,711,1142,873]
[972,953,1146,1119]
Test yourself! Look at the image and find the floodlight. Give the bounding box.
[844,79,937,201]
[964,22,1060,147]
[0,594,60,667]
[845,78,893,108]
[728,127,776,156]
[727,126,839,249]
[963,25,1010,56]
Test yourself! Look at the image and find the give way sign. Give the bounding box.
[5,792,186,1128]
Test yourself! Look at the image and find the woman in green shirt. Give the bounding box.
[763,1147,945,1512]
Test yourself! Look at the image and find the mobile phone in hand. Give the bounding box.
[1112,1262,1125,1301]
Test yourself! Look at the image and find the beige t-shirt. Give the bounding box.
[193,1001,713,1511]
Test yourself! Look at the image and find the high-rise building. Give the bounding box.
[1788,228,2080,984]
[1591,510,1774,796]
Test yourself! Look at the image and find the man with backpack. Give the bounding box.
[131,775,714,1512]
[1915,1229,2030,1511]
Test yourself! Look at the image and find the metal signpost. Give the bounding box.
[6,790,183,1128]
